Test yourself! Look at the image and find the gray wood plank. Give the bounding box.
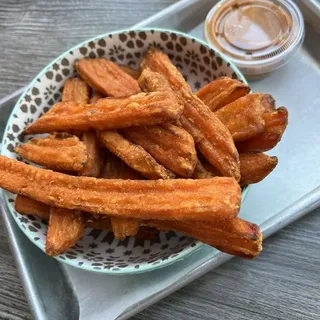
[0,1,319,320]
[0,0,175,98]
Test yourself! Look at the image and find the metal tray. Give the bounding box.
[1,0,320,319]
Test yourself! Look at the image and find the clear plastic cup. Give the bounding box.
[204,0,305,79]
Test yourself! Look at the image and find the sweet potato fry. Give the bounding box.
[87,64,196,177]
[90,91,103,104]
[215,93,275,142]
[24,91,183,134]
[79,132,104,177]
[194,152,277,185]
[14,200,111,231]
[100,151,143,180]
[141,50,240,181]
[122,124,197,177]
[15,202,156,240]
[196,77,250,111]
[100,152,141,239]
[0,155,241,221]
[138,67,173,92]
[83,213,112,230]
[146,218,262,259]
[15,195,50,219]
[117,64,140,80]
[46,207,84,256]
[75,58,141,97]
[110,218,139,240]
[192,160,218,179]
[141,51,191,92]
[15,133,88,172]
[62,78,90,104]
[85,215,157,240]
[239,153,278,186]
[15,196,260,258]
[236,107,288,152]
[99,130,175,180]
[45,79,98,255]
[61,85,104,177]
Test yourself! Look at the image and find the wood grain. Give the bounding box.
[0,1,320,320]
[0,0,175,98]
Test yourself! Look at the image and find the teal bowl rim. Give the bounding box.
[1,27,249,275]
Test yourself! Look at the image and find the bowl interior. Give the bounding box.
[1,28,245,274]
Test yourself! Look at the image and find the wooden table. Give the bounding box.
[0,1,319,319]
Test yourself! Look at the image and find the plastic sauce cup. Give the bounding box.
[204,0,305,79]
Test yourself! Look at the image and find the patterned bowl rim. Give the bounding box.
[1,27,250,275]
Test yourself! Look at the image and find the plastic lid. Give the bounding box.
[205,0,305,75]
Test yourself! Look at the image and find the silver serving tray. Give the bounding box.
[1,0,320,319]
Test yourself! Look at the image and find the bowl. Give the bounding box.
[1,28,247,274]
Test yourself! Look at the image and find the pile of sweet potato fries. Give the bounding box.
[0,49,288,259]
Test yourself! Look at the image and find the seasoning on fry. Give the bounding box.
[122,123,197,177]
[100,130,175,180]
[196,77,250,111]
[141,49,240,181]
[236,107,288,152]
[0,155,241,221]
[15,133,88,172]
[24,91,183,134]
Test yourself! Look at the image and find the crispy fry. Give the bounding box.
[84,215,156,240]
[201,161,221,176]
[138,67,173,92]
[15,195,50,219]
[64,83,105,176]
[15,133,88,172]
[14,200,112,231]
[46,207,84,256]
[141,50,240,181]
[100,152,141,239]
[261,94,276,112]
[111,218,139,240]
[100,151,143,180]
[24,91,183,134]
[196,77,250,111]
[90,91,103,104]
[239,153,278,186]
[93,67,193,177]
[236,107,288,152]
[83,213,112,230]
[62,78,90,104]
[122,123,197,177]
[45,80,97,256]
[15,201,156,239]
[194,153,278,185]
[99,130,175,180]
[86,64,196,177]
[141,51,191,92]
[146,218,262,259]
[79,132,104,177]
[117,64,140,80]
[75,58,141,96]
[192,160,217,179]
[215,93,275,142]
[0,155,241,221]
[14,196,260,258]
